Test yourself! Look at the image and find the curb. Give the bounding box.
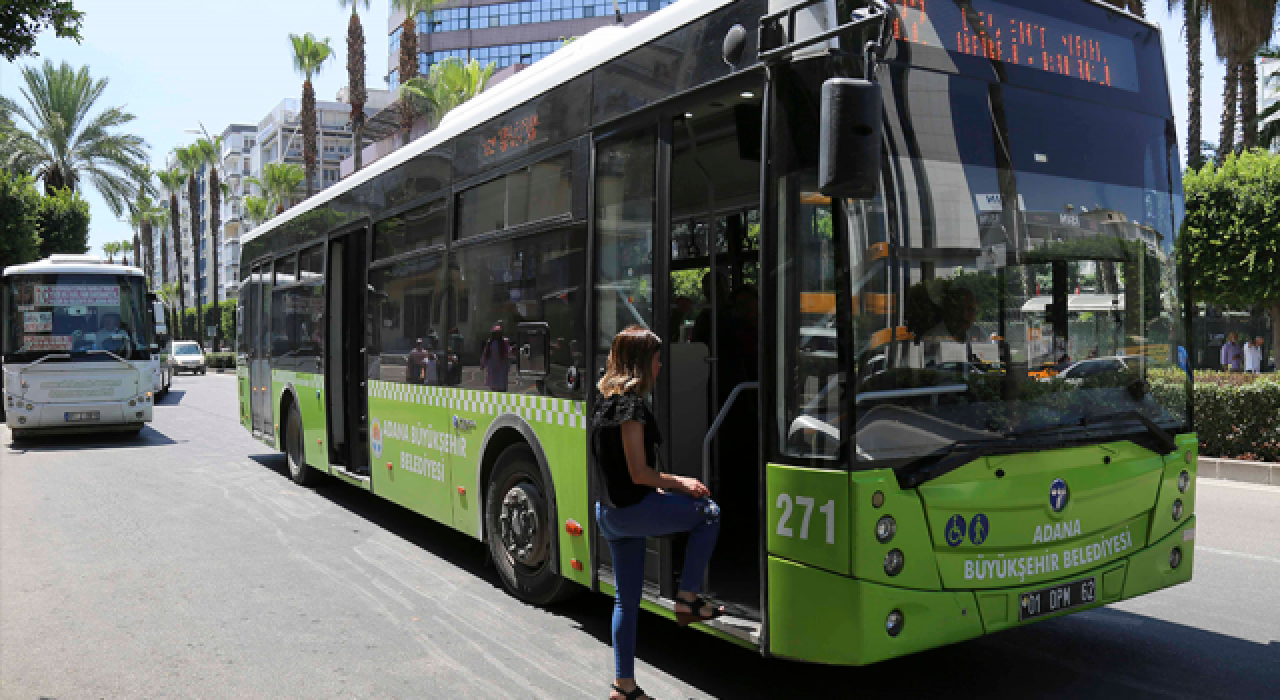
[1198,457,1280,486]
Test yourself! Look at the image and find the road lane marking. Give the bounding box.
[1196,546,1280,566]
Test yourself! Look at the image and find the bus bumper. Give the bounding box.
[5,400,151,432]
[766,516,1196,665]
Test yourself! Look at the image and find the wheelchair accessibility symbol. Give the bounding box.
[945,514,967,547]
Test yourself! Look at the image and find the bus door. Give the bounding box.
[325,229,371,475]
[592,124,668,595]
[250,262,273,437]
[661,86,764,617]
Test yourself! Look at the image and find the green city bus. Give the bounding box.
[237,0,1198,665]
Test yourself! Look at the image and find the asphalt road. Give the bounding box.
[2,374,1277,699]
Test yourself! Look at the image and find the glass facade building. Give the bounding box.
[387,0,677,85]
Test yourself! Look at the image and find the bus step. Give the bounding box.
[598,569,761,646]
[330,465,371,484]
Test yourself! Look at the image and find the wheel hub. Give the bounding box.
[498,483,545,567]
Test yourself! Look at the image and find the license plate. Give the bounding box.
[64,411,100,422]
[1019,577,1096,620]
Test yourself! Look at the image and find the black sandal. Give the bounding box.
[675,596,724,626]
[611,683,649,700]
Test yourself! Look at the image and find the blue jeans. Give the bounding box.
[596,491,721,680]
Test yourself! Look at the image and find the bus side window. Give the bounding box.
[450,228,586,396]
[368,251,446,385]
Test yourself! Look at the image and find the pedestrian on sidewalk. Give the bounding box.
[1221,332,1244,372]
[1244,337,1264,374]
[591,325,724,700]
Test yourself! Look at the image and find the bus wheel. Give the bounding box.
[285,401,313,486]
[485,444,571,605]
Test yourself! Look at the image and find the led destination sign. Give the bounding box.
[888,0,1141,92]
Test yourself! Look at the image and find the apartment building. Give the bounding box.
[217,124,258,301]
[1261,56,1280,151]
[256,97,359,196]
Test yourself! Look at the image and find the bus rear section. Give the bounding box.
[762,0,1195,663]
[2,255,157,438]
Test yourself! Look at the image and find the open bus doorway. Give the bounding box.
[663,85,764,620]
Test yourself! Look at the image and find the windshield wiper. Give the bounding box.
[1082,410,1178,455]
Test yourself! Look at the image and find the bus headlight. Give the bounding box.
[1172,498,1184,521]
[885,609,905,637]
[875,516,897,544]
[1169,546,1183,570]
[1177,470,1190,493]
[884,548,904,577]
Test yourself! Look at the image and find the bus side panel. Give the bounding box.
[367,380,455,525]
[442,389,591,588]
[534,398,590,588]
[237,364,251,430]
[767,556,982,665]
[278,369,329,472]
[765,464,851,575]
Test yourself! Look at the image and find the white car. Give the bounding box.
[169,341,207,375]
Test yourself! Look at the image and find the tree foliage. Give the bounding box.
[0,0,83,61]
[1181,148,1280,358]
[0,60,149,217]
[36,183,89,258]
[400,57,495,126]
[0,169,43,272]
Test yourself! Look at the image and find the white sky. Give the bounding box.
[0,1,1271,260]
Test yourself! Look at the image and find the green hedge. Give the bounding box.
[204,352,236,369]
[1150,370,1280,462]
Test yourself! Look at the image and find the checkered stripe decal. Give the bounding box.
[368,381,587,429]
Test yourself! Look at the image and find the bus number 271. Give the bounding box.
[775,493,836,544]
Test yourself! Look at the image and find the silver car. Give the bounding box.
[169,341,207,375]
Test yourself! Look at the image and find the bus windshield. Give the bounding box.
[838,80,1188,467]
[2,273,153,362]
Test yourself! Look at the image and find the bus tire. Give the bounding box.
[284,400,314,486]
[485,443,571,605]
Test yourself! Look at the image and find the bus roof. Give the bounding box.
[3,254,145,278]
[241,0,734,248]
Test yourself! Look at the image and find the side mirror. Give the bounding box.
[819,78,883,199]
[517,322,550,379]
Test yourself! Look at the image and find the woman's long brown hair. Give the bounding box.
[597,325,661,397]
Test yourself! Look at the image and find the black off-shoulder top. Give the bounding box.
[590,392,661,508]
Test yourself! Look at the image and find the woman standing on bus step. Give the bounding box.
[591,325,724,700]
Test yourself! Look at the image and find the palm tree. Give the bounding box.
[126,167,161,284]
[174,145,205,334]
[247,162,306,214]
[102,242,118,263]
[400,57,495,127]
[119,239,133,266]
[1210,0,1279,158]
[340,0,371,172]
[289,33,334,198]
[157,282,180,343]
[0,60,150,217]
[391,0,448,132]
[1168,1,1205,170]
[196,136,226,350]
[156,166,189,339]
[243,194,271,228]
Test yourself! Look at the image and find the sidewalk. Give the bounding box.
[1199,457,1280,486]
